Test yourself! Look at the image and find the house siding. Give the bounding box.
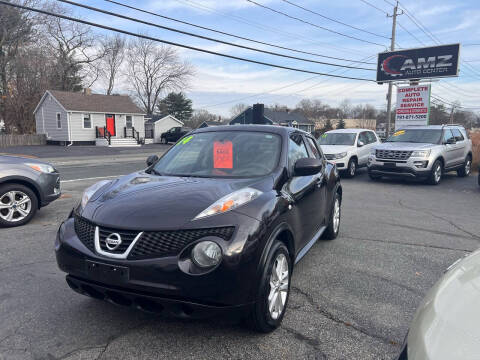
[35,94,69,141]
[69,112,145,141]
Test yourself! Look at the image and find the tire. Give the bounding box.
[368,172,382,181]
[457,155,472,177]
[321,191,341,240]
[162,137,168,144]
[247,241,291,333]
[344,158,357,178]
[427,159,443,185]
[0,184,38,227]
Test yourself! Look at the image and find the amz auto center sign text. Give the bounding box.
[395,85,431,130]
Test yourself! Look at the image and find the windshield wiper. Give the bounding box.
[150,168,163,176]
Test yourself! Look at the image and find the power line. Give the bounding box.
[279,0,390,39]
[397,22,426,46]
[1,1,375,82]
[358,0,388,15]
[245,0,387,47]
[103,0,375,65]
[176,0,372,57]
[58,0,374,71]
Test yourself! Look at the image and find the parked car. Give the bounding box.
[317,128,380,177]
[160,126,192,144]
[56,125,342,332]
[397,248,480,360]
[0,155,60,227]
[368,125,473,185]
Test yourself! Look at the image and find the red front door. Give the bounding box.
[106,114,116,136]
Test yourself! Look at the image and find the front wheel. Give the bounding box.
[427,159,443,185]
[344,158,357,178]
[0,184,38,227]
[247,241,291,333]
[161,137,168,144]
[457,156,472,177]
[321,192,341,240]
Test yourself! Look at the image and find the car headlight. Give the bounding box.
[194,187,262,220]
[411,150,431,158]
[80,180,111,209]
[25,163,55,173]
[191,241,222,268]
[334,152,347,159]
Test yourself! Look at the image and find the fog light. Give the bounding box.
[414,161,428,168]
[191,241,222,268]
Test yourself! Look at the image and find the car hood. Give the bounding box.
[320,145,354,154]
[0,155,54,166]
[374,142,435,151]
[406,249,480,360]
[80,171,268,230]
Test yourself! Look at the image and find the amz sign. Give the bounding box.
[377,44,460,83]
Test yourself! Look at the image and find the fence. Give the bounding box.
[0,134,47,147]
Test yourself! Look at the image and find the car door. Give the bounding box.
[304,135,327,226]
[283,133,323,250]
[451,128,467,165]
[442,129,457,168]
[357,132,370,166]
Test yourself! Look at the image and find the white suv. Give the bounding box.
[317,129,381,177]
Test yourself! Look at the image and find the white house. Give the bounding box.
[34,89,146,146]
[144,114,184,144]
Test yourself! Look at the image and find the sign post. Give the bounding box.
[395,85,431,130]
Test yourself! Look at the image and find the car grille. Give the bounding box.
[73,213,235,259]
[129,227,235,259]
[376,150,412,160]
[324,154,335,160]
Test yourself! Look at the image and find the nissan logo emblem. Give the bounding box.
[105,233,122,251]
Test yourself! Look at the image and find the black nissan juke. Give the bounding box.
[56,125,342,332]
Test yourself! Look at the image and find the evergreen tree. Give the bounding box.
[157,92,193,121]
[323,118,333,132]
[337,118,346,129]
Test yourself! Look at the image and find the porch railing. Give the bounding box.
[124,126,141,144]
[95,126,112,145]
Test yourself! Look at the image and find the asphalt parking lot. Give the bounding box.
[1,154,479,360]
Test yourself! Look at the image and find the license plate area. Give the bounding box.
[383,162,397,168]
[86,260,129,283]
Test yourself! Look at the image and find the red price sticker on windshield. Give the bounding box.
[213,141,233,169]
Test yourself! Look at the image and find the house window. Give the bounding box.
[126,115,133,129]
[83,114,92,129]
[56,113,62,129]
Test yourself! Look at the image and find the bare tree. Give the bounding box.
[99,35,126,95]
[126,39,193,115]
[188,109,218,128]
[230,103,248,117]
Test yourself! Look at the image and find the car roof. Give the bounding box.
[192,124,311,136]
[398,125,465,130]
[326,128,372,134]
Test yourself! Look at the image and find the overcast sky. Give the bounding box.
[72,0,480,116]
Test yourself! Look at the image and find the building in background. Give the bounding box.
[34,89,145,146]
[230,104,315,133]
[144,114,184,144]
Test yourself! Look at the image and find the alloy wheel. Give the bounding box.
[0,191,32,223]
[349,161,356,176]
[465,159,471,175]
[268,253,289,320]
[333,198,341,233]
[434,164,442,183]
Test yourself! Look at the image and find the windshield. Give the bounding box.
[152,131,281,178]
[386,129,442,144]
[317,133,356,145]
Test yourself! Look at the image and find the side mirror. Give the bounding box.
[357,140,365,147]
[294,158,323,176]
[146,155,159,167]
[446,138,456,145]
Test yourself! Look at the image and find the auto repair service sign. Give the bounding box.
[395,85,431,130]
[377,44,460,82]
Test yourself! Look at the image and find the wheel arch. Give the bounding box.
[0,177,42,208]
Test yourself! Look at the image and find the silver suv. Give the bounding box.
[368,125,473,185]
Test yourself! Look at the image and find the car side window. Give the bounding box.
[288,134,309,173]
[305,136,323,159]
[443,129,455,143]
[452,129,464,142]
[358,132,368,145]
[366,131,377,144]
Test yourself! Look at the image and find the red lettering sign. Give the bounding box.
[213,141,233,169]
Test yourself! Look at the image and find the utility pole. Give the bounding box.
[386,1,401,136]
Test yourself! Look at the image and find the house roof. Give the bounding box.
[264,109,314,125]
[40,90,145,114]
[144,114,183,125]
[202,120,227,126]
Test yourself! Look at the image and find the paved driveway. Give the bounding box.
[1,163,479,360]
